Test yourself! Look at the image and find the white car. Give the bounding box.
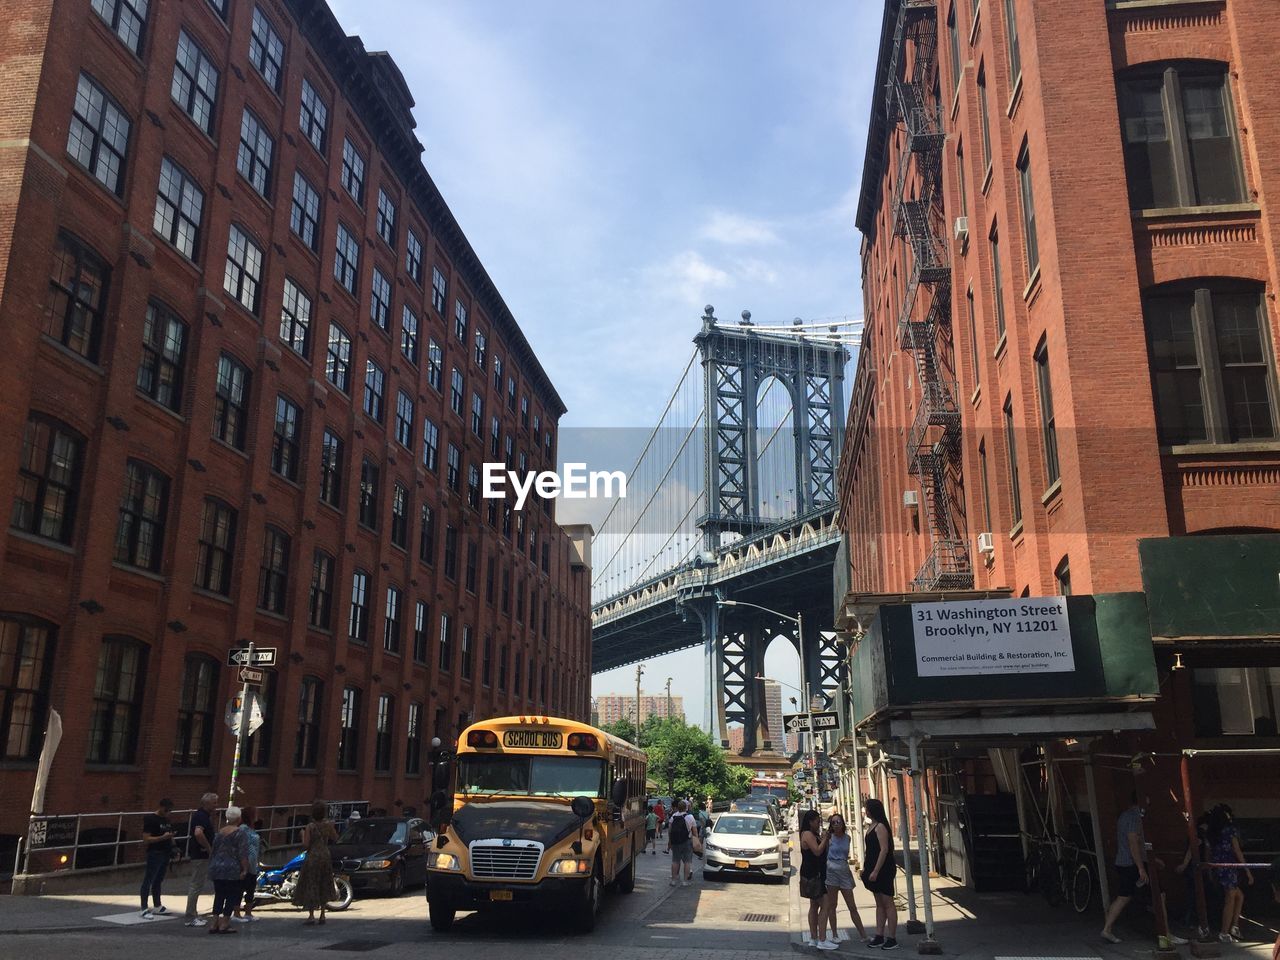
[703,812,786,882]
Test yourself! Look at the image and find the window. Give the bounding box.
[1003,0,1022,85]
[309,550,334,630]
[223,224,264,314]
[454,299,468,341]
[406,701,423,775]
[990,225,1006,338]
[427,339,443,391]
[91,0,147,54]
[461,625,473,680]
[248,6,285,93]
[384,586,402,654]
[290,172,321,251]
[195,498,236,594]
[337,686,361,770]
[272,394,301,481]
[173,655,217,767]
[1016,143,1039,274]
[443,524,458,580]
[213,352,250,448]
[446,443,461,492]
[948,4,963,94]
[422,418,439,472]
[390,482,408,548]
[494,355,503,392]
[474,330,487,367]
[358,458,379,529]
[280,279,312,357]
[508,376,517,410]
[1055,557,1071,596]
[485,557,496,603]
[236,109,274,197]
[482,635,493,687]
[171,30,218,134]
[490,416,500,458]
[334,223,359,295]
[431,266,447,314]
[498,643,508,691]
[1144,284,1278,445]
[0,617,55,761]
[1034,341,1060,485]
[418,504,436,565]
[528,656,535,698]
[12,415,83,544]
[450,368,464,416]
[977,67,992,171]
[438,612,453,671]
[349,570,370,642]
[370,269,392,330]
[299,78,328,152]
[68,73,130,196]
[363,360,385,422]
[319,428,344,508]
[467,464,481,509]
[340,138,365,204]
[413,601,430,663]
[258,526,290,613]
[1119,65,1244,210]
[326,322,351,392]
[207,0,227,19]
[465,541,478,593]
[153,157,203,258]
[520,395,530,427]
[966,285,980,384]
[46,232,109,361]
[87,637,146,764]
[978,440,993,533]
[295,677,322,768]
[374,694,394,771]
[406,229,423,284]
[471,393,484,437]
[1003,396,1023,526]
[400,305,420,365]
[376,189,397,247]
[115,459,168,570]
[513,649,521,693]
[395,391,414,448]
[136,301,186,410]
[1192,667,1280,737]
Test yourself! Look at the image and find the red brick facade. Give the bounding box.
[0,0,591,848]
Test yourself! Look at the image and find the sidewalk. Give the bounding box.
[785,837,1274,959]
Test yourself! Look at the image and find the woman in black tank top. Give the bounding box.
[860,799,898,949]
[799,809,835,947]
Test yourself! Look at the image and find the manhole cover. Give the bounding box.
[321,941,393,953]
[741,913,779,922]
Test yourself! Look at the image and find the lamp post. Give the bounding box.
[635,662,645,744]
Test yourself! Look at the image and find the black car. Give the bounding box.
[331,817,433,896]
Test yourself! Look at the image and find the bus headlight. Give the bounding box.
[430,853,460,871]
[549,858,592,875]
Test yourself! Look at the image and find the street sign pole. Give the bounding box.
[796,611,818,801]
[228,641,254,802]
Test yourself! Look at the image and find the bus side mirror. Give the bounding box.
[571,796,594,820]
[610,780,628,809]
[429,789,449,829]
[431,760,450,794]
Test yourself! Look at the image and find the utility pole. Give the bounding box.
[665,677,673,721]
[635,662,645,745]
[228,640,255,802]
[795,613,818,793]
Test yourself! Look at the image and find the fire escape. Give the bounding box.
[888,0,973,592]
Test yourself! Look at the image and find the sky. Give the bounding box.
[328,0,882,727]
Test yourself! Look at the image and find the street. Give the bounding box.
[0,848,794,960]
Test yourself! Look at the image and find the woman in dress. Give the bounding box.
[861,799,898,950]
[799,809,835,949]
[1210,804,1252,943]
[206,806,249,935]
[823,813,867,943]
[293,801,339,925]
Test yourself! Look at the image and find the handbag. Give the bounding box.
[692,835,703,858]
[800,874,824,898]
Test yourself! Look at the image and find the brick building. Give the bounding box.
[594,692,685,727]
[839,0,1279,898]
[0,0,593,853]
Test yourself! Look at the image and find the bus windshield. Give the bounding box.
[458,755,606,798]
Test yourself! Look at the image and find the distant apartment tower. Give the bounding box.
[763,680,788,754]
[595,692,685,726]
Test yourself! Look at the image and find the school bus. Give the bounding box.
[425,715,647,932]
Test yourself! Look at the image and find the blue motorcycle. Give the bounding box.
[254,850,354,911]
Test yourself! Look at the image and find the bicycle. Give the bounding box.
[1024,835,1095,914]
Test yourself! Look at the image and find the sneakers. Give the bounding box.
[866,935,885,948]
[234,916,250,923]
[1100,930,1121,944]
[881,938,899,951]
[814,940,838,951]
[681,878,691,886]
[185,917,208,927]
[141,909,153,919]
[669,878,678,887]
[1231,925,1242,941]
[1167,935,1189,946]
[802,933,813,945]
[835,931,850,942]
[1219,933,1235,944]
[153,905,168,915]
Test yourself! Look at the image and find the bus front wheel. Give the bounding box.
[574,863,603,932]
[429,896,456,932]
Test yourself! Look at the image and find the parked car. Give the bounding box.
[330,817,433,896]
[703,812,785,882]
[730,797,783,829]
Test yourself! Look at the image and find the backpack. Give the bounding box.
[669,813,689,845]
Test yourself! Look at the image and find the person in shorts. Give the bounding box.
[665,799,697,886]
[646,806,659,854]
[823,813,867,943]
[1102,793,1182,946]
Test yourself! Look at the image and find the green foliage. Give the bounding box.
[636,717,751,804]
[599,717,638,744]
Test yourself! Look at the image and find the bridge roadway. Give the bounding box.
[591,507,842,672]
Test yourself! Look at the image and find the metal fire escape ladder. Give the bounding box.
[887,0,973,593]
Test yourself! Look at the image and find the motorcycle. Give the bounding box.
[254,850,354,911]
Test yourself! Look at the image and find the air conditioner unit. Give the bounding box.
[903,490,919,510]
[954,216,970,242]
[977,531,995,554]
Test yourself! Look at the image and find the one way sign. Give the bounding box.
[784,712,840,733]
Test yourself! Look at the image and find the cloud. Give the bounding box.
[651,250,732,305]
[699,210,779,246]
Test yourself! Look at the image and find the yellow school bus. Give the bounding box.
[425,715,647,932]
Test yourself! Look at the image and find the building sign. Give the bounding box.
[912,596,1074,677]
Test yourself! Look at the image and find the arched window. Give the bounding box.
[12,414,84,545]
[88,636,147,764]
[173,654,219,768]
[0,615,56,761]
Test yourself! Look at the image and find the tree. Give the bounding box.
[642,718,751,804]
[599,717,637,744]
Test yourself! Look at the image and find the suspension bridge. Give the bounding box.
[589,305,860,756]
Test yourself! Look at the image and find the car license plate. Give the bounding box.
[735,859,750,869]
[489,890,513,902]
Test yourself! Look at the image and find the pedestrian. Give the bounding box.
[646,806,659,855]
[1209,804,1252,943]
[665,799,697,887]
[206,806,249,935]
[861,798,898,950]
[1101,792,1185,946]
[293,800,339,925]
[800,809,835,949]
[234,807,262,923]
[823,813,867,944]
[655,799,667,837]
[184,792,218,927]
[140,798,176,918]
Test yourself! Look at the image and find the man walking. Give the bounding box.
[646,805,659,855]
[184,792,217,927]
[665,799,699,887]
[1101,792,1186,946]
[140,798,175,918]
